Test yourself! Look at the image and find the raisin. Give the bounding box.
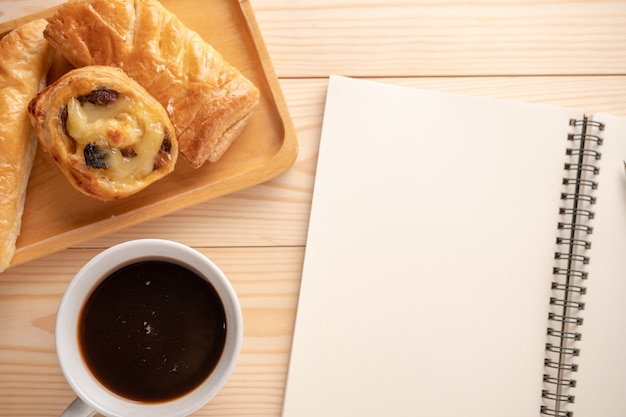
[152,132,173,170]
[121,148,137,158]
[160,132,172,154]
[59,105,69,136]
[84,143,108,169]
[77,88,119,107]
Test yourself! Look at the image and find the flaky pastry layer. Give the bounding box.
[0,19,53,272]
[44,0,260,168]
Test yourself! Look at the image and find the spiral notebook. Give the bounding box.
[282,76,626,417]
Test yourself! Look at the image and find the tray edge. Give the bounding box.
[7,0,299,270]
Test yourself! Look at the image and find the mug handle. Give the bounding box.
[60,397,97,417]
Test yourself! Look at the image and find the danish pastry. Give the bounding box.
[44,0,260,168]
[0,19,53,272]
[28,66,179,201]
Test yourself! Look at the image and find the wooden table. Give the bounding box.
[1,0,625,416]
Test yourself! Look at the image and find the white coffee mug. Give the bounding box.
[55,239,243,417]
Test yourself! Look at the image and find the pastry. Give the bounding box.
[0,19,54,272]
[28,65,179,201]
[44,0,261,168]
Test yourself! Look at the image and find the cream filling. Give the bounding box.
[66,95,166,181]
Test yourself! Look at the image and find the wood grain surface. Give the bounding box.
[0,0,625,416]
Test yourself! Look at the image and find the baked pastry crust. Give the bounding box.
[0,19,53,272]
[44,0,261,168]
[28,65,179,201]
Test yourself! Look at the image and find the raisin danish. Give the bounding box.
[44,0,260,168]
[0,19,53,272]
[28,66,179,201]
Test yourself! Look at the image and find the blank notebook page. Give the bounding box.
[281,76,626,417]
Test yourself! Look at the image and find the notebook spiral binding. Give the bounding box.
[540,117,604,417]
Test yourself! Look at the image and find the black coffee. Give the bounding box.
[79,260,227,402]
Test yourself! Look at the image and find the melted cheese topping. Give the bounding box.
[66,95,167,181]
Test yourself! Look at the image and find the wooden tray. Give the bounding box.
[0,0,298,269]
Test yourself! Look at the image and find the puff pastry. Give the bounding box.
[0,19,53,272]
[28,65,179,201]
[44,0,261,168]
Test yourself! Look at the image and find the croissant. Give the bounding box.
[0,19,53,272]
[28,65,179,201]
[44,0,260,168]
